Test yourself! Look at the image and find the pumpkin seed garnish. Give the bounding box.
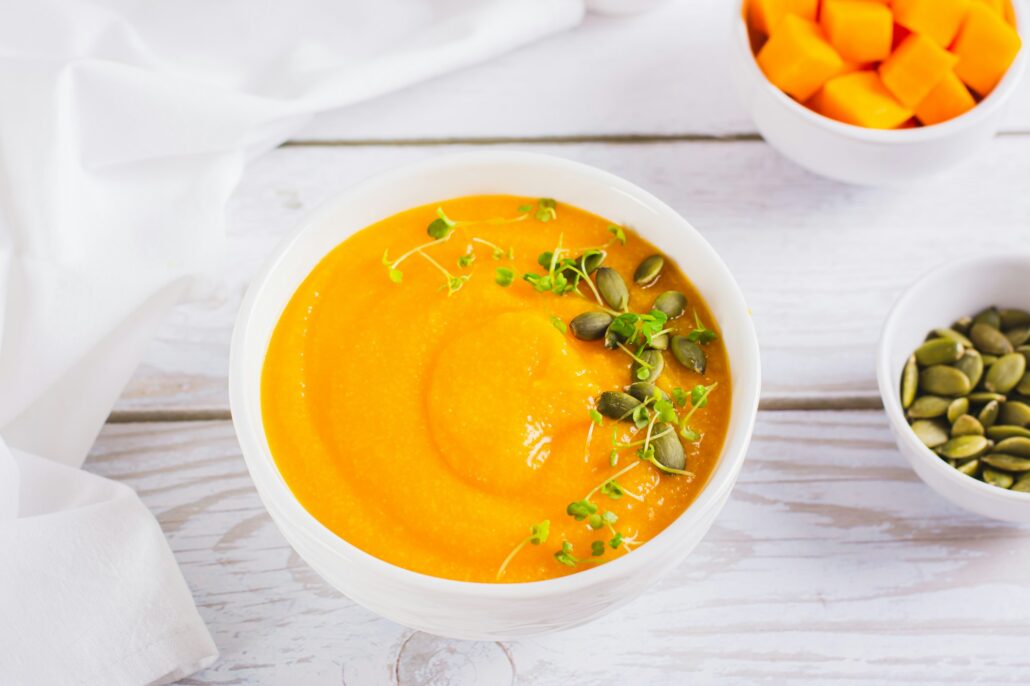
[915,338,964,366]
[908,395,951,419]
[650,422,685,471]
[978,400,1000,429]
[954,349,985,389]
[902,355,919,409]
[999,401,1030,427]
[1017,372,1030,397]
[633,255,664,287]
[956,459,980,476]
[987,425,1030,440]
[596,267,630,311]
[971,322,1014,355]
[912,420,950,448]
[628,382,669,404]
[973,307,1002,330]
[653,290,687,320]
[919,365,972,397]
[983,468,1015,489]
[1006,327,1030,348]
[934,327,974,347]
[994,437,1030,458]
[951,414,985,437]
[947,397,969,424]
[968,392,1007,405]
[938,435,991,460]
[631,349,665,383]
[1013,474,1030,493]
[1000,308,1030,330]
[671,335,706,374]
[985,353,1027,394]
[597,391,641,421]
[570,311,614,341]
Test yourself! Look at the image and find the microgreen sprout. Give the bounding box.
[472,237,513,261]
[671,387,688,407]
[608,225,627,245]
[535,198,558,223]
[495,267,515,287]
[457,250,475,268]
[496,520,551,580]
[679,382,718,442]
[687,310,718,344]
[551,315,567,334]
[589,409,604,426]
[554,540,579,567]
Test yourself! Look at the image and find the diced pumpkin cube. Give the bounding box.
[892,0,972,47]
[748,0,820,36]
[879,34,958,108]
[914,71,977,125]
[809,71,914,129]
[821,0,894,63]
[757,16,844,101]
[952,2,1023,96]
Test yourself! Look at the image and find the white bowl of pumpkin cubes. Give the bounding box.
[731,0,1026,185]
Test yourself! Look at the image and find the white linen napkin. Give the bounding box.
[0,1,584,683]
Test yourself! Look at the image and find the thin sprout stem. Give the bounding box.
[391,236,450,268]
[496,536,529,580]
[471,236,508,254]
[617,342,652,368]
[584,461,641,501]
[417,249,454,281]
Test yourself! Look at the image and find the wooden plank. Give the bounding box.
[114,137,1030,414]
[85,413,1030,685]
[292,0,1030,142]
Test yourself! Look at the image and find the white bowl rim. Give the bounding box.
[229,149,762,599]
[877,251,1030,504]
[733,0,1027,143]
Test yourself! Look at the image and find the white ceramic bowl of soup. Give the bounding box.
[878,253,1030,523]
[230,151,762,639]
[729,0,1027,186]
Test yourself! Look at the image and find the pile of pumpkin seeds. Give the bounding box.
[902,306,1030,491]
[568,253,717,473]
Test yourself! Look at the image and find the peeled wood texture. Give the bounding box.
[115,138,1030,415]
[85,414,1030,685]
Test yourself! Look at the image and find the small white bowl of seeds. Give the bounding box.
[878,253,1030,522]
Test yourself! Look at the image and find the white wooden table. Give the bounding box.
[85,2,1030,683]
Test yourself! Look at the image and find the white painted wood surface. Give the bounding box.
[80,1,1030,683]
[87,415,1030,684]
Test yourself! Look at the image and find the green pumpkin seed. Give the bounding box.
[985,353,1027,393]
[982,354,1000,365]
[915,338,964,366]
[603,324,625,350]
[987,425,1030,440]
[954,349,985,389]
[651,423,686,471]
[597,391,641,421]
[570,311,614,341]
[901,355,919,409]
[671,335,706,374]
[631,349,665,384]
[1000,308,1030,330]
[908,395,952,419]
[951,317,973,335]
[994,437,1030,457]
[912,419,950,448]
[1013,474,1030,493]
[956,459,980,476]
[999,401,1030,427]
[579,252,605,274]
[1017,372,1030,397]
[595,267,629,311]
[973,307,1002,330]
[971,322,1014,355]
[653,291,687,320]
[947,397,969,423]
[1006,327,1030,348]
[938,435,991,459]
[978,400,1000,429]
[628,382,669,404]
[951,414,985,437]
[934,327,974,347]
[983,454,1030,472]
[1018,346,1030,365]
[983,468,1014,489]
[919,365,972,397]
[633,255,664,287]
[968,392,1007,404]
[649,332,669,350]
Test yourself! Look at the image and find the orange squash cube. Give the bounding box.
[820,0,894,63]
[748,0,820,36]
[952,2,1023,96]
[757,16,844,101]
[892,0,972,47]
[914,71,977,125]
[809,71,914,129]
[879,34,958,108]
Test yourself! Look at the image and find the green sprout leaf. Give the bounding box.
[608,225,626,245]
[388,268,403,284]
[551,315,567,334]
[589,409,604,426]
[535,198,558,223]
[555,541,579,567]
[687,311,718,344]
[566,499,598,521]
[495,267,515,287]
[427,207,457,239]
[458,253,475,268]
[587,513,604,530]
[610,532,624,549]
[591,540,606,557]
[601,480,625,500]
[529,520,550,545]
[672,387,688,407]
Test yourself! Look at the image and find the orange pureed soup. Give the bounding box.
[262,195,732,583]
